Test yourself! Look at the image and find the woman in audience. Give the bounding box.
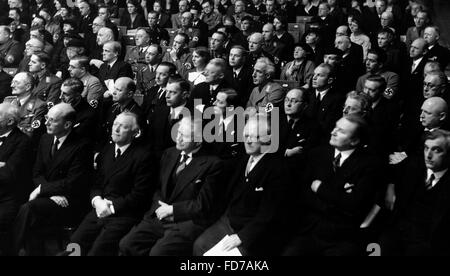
[280,42,315,88]
[120,0,147,30]
[348,14,371,58]
[185,47,211,85]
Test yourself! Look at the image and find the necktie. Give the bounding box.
[333,153,341,172]
[425,174,435,190]
[316,92,321,104]
[245,156,255,177]
[158,88,165,99]
[51,138,60,157]
[175,153,188,176]
[288,119,295,130]
[115,148,122,159]
[233,71,238,80]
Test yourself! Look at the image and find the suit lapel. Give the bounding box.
[47,133,75,176]
[104,143,135,181]
[161,149,181,199]
[169,155,207,201]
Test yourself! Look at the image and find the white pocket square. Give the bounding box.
[195,179,202,183]
[255,187,264,192]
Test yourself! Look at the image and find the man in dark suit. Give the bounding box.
[380,129,450,255]
[334,34,365,95]
[424,26,450,70]
[0,102,33,255]
[11,103,93,255]
[98,77,142,151]
[279,88,318,170]
[141,62,176,122]
[28,52,62,104]
[225,45,254,107]
[306,63,344,145]
[98,41,134,93]
[78,0,96,36]
[207,88,245,160]
[69,112,156,256]
[400,38,429,150]
[59,78,99,143]
[362,76,399,159]
[189,58,231,108]
[119,117,223,256]
[148,78,190,160]
[193,114,288,256]
[284,114,383,256]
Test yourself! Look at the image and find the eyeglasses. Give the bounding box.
[284,98,303,105]
[423,82,441,89]
[44,115,59,124]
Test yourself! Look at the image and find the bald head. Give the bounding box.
[262,24,274,41]
[420,97,448,129]
[336,25,349,37]
[248,32,263,52]
[97,27,114,46]
[46,103,77,137]
[112,77,136,103]
[410,38,428,59]
[284,88,307,117]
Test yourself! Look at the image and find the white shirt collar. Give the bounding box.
[413,57,424,68]
[316,88,329,100]
[334,148,356,166]
[181,146,201,165]
[108,58,118,68]
[210,84,219,91]
[233,66,243,76]
[427,168,448,188]
[115,143,131,156]
[19,94,31,106]
[55,132,70,150]
[247,153,266,173]
[170,103,186,119]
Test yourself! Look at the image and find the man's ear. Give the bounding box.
[134,129,142,139]
[440,112,447,122]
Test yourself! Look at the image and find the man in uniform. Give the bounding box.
[28,51,62,104]
[147,11,170,46]
[124,28,151,75]
[4,72,47,147]
[136,44,164,95]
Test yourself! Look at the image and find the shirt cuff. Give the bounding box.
[91,196,102,208]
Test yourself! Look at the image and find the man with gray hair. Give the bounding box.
[69,111,156,256]
[190,58,231,108]
[0,102,33,255]
[90,27,115,67]
[17,38,44,72]
[424,26,450,70]
[120,116,223,256]
[98,41,133,93]
[12,102,93,255]
[4,72,47,146]
[247,57,284,109]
